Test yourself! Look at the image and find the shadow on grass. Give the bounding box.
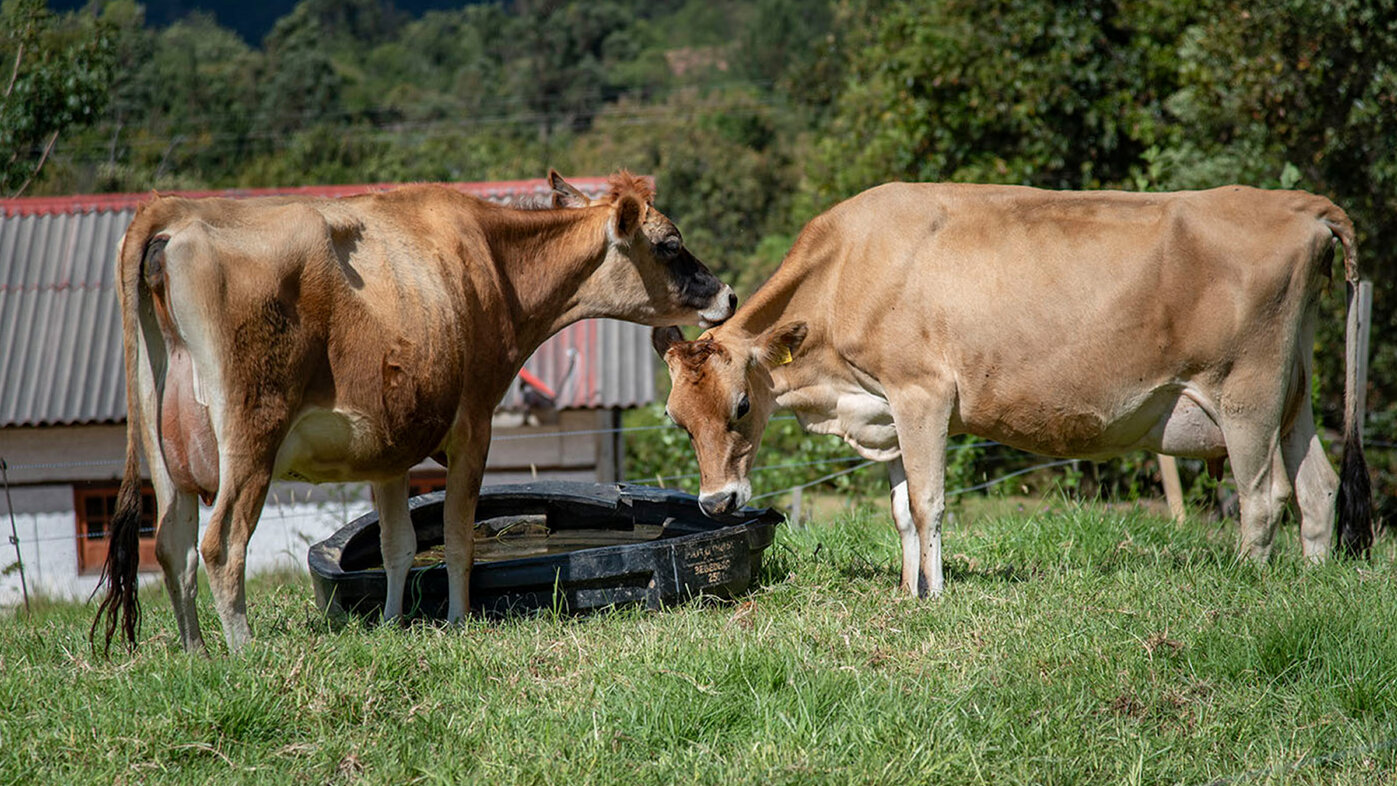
[773,537,1040,587]
[943,555,1040,584]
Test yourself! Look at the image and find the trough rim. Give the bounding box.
[307,480,783,599]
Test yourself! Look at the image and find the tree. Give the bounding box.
[509,1,610,138]
[0,0,114,196]
[808,0,1202,204]
[736,0,838,108]
[258,1,356,137]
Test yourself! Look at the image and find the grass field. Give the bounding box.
[2,497,1395,785]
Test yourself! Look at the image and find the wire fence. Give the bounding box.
[7,415,1388,587]
[0,416,1085,557]
[48,78,790,165]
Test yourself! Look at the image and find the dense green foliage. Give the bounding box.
[8,0,1394,512]
[3,504,1396,782]
[0,0,114,195]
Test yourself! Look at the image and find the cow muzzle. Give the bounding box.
[698,285,738,328]
[698,480,751,518]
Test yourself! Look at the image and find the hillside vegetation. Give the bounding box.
[6,0,1394,510]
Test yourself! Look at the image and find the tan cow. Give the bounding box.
[95,172,736,653]
[655,183,1372,598]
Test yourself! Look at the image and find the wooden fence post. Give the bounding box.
[1158,454,1186,524]
[1356,280,1372,438]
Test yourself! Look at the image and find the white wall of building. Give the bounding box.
[1,481,374,607]
[1,485,91,605]
[1,410,617,608]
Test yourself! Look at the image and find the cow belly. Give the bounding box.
[161,346,219,497]
[794,388,901,461]
[959,384,1227,460]
[275,407,409,483]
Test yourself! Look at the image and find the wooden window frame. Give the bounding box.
[74,482,160,575]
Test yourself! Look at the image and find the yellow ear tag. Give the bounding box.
[775,345,794,366]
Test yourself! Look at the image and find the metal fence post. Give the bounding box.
[1,458,32,615]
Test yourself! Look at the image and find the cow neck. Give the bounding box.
[722,248,824,343]
[717,247,829,402]
[480,203,610,352]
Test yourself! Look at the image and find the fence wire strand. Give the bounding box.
[0,420,1153,557]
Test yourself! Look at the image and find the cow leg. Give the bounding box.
[1221,420,1291,562]
[443,424,490,623]
[153,481,206,654]
[887,459,920,596]
[1281,403,1338,561]
[131,306,209,653]
[889,386,954,598]
[200,461,273,652]
[442,466,484,623]
[139,373,207,654]
[376,474,416,622]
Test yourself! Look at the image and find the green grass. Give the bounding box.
[2,500,1395,785]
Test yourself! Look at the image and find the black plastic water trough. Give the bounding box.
[308,481,783,621]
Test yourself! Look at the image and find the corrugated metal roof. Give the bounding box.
[505,318,655,412]
[0,179,655,428]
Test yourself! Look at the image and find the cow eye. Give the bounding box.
[660,237,682,256]
[735,394,750,420]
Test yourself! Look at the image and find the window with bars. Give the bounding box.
[74,482,160,574]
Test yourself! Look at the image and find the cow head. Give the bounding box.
[550,170,736,327]
[653,322,807,517]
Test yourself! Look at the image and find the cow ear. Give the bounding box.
[549,169,590,209]
[651,326,684,359]
[757,322,806,368]
[610,192,645,243]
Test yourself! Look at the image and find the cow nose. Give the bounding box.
[699,490,738,517]
[698,285,737,327]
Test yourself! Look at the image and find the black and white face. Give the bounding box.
[626,207,736,328]
[551,171,736,328]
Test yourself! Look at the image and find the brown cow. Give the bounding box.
[96,171,736,653]
[655,183,1372,598]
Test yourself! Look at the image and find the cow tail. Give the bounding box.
[91,212,159,654]
[90,437,144,654]
[1324,210,1374,558]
